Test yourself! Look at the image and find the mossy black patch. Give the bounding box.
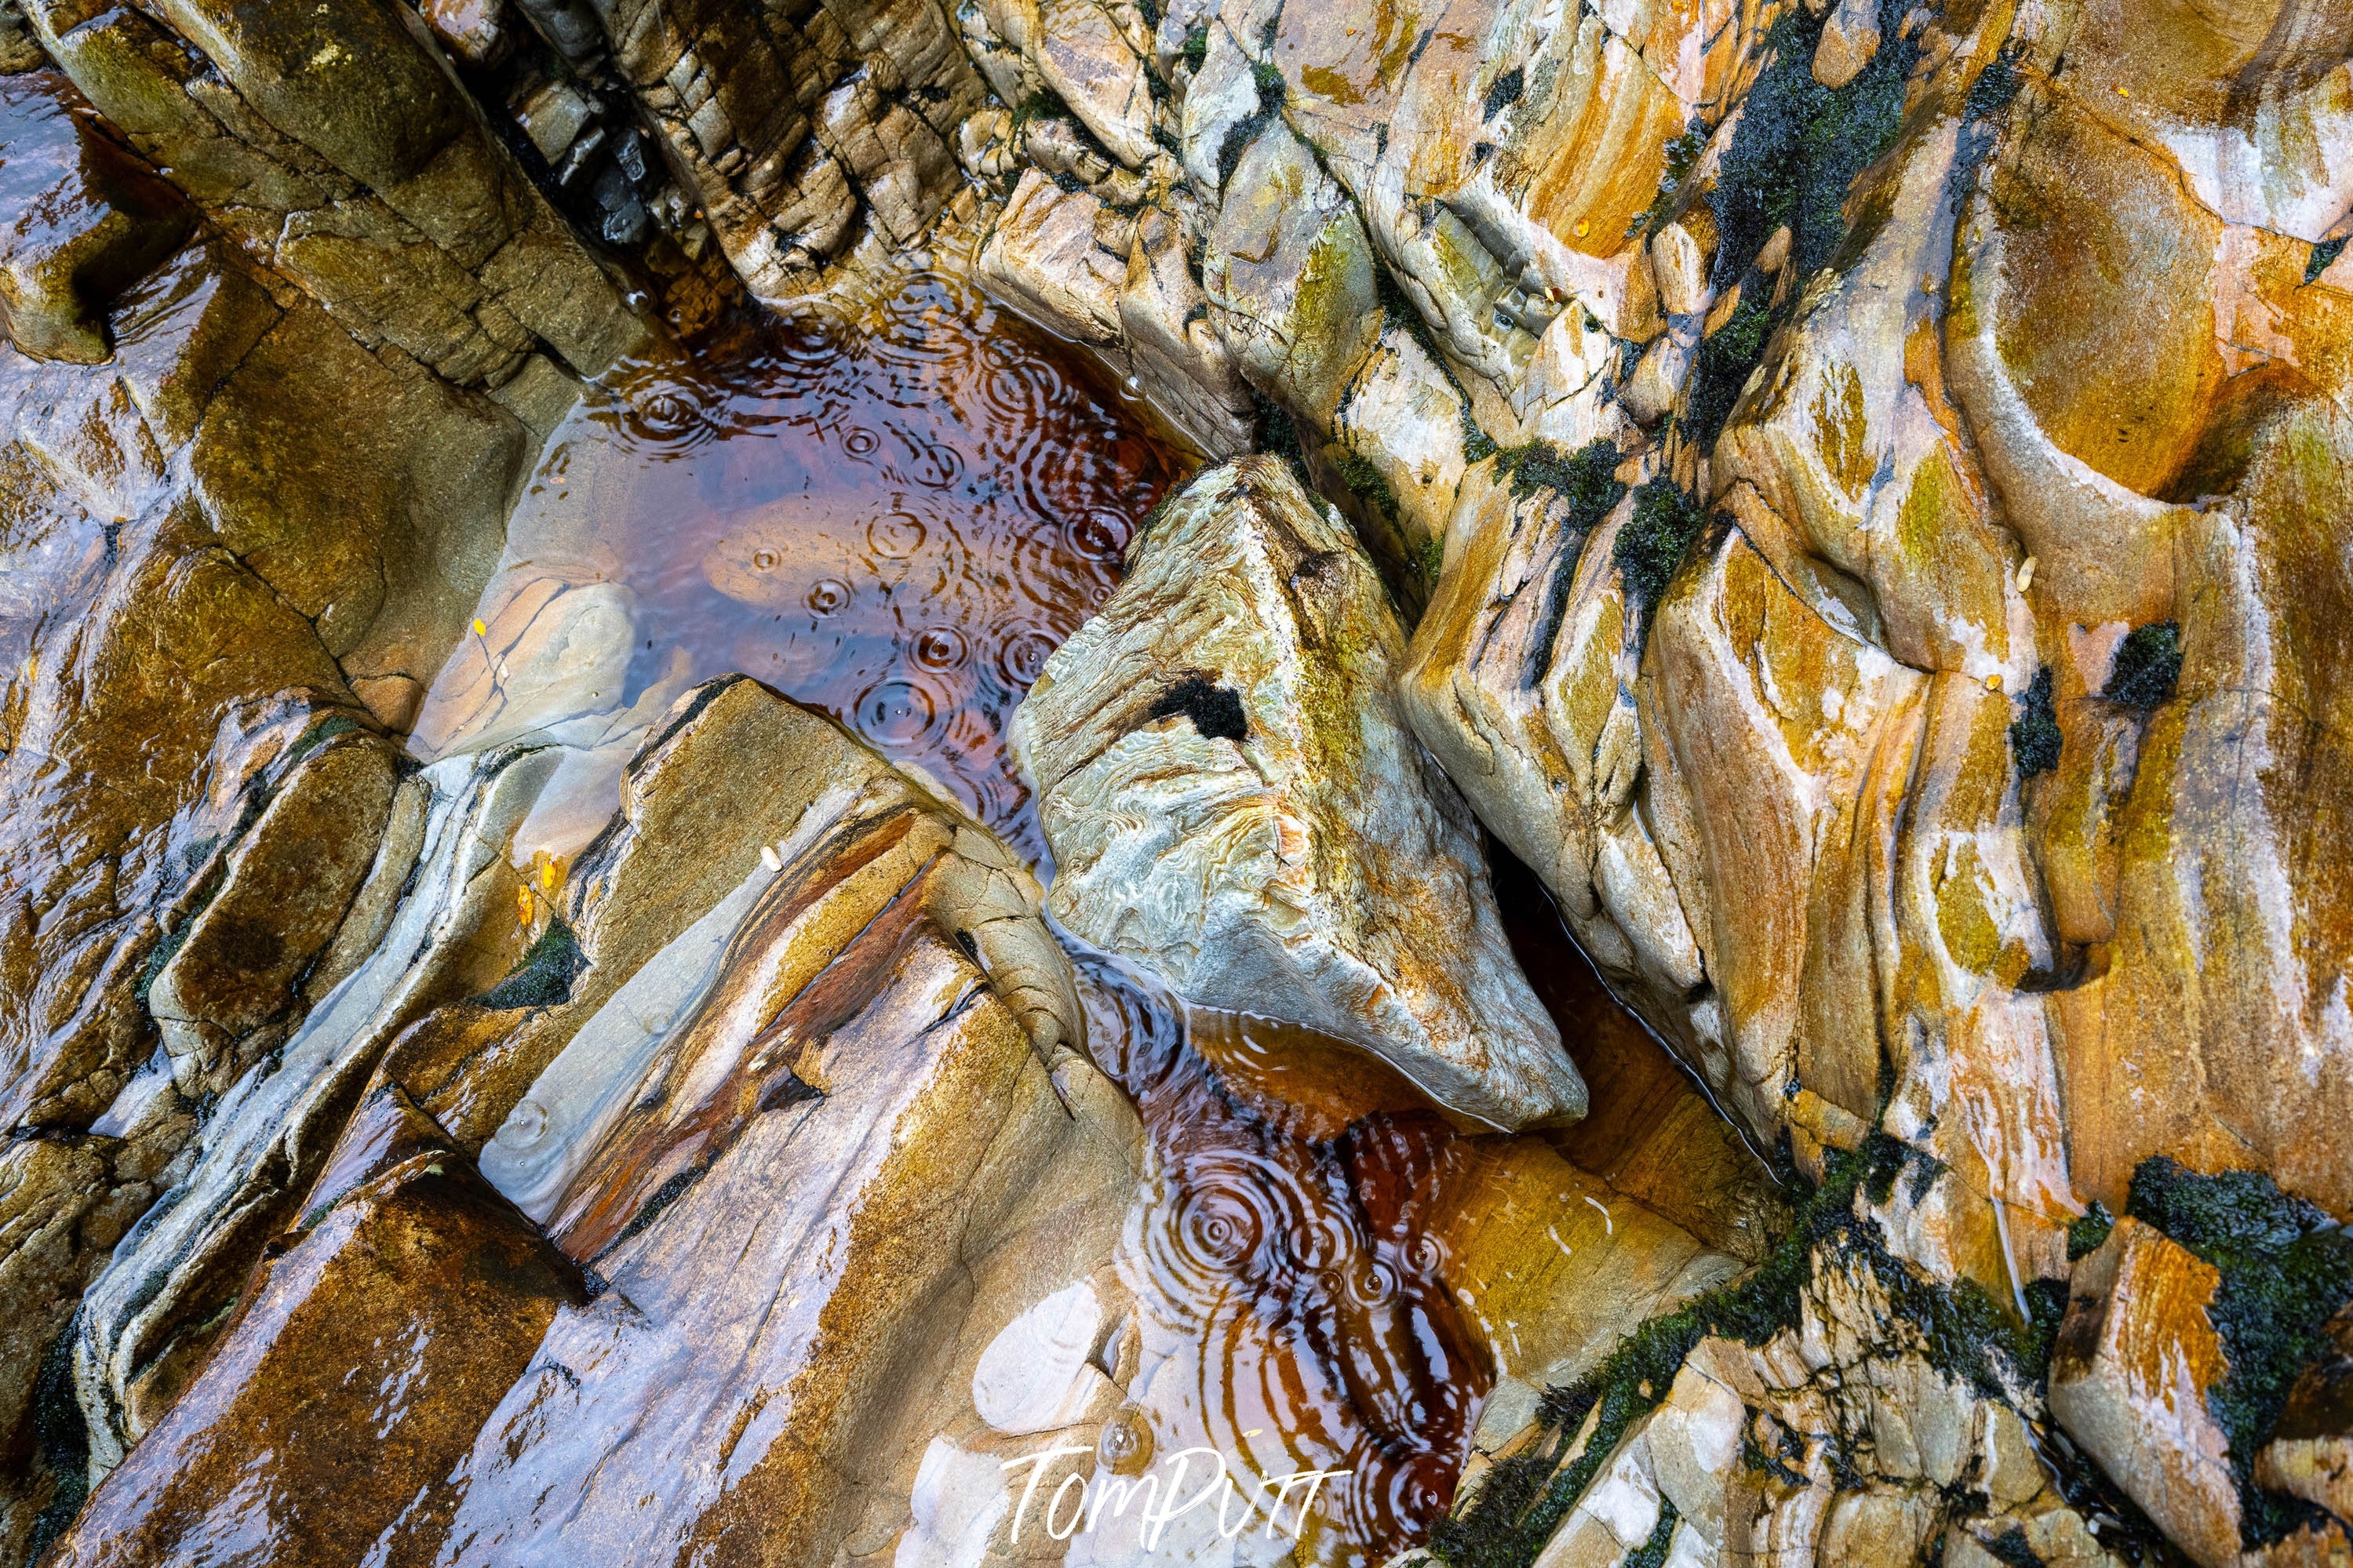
[1483,66,1524,121]
[1333,447,1401,522]
[1149,675,1250,742]
[2067,1199,2114,1261]
[1426,1135,2055,1568]
[1495,438,1626,521]
[1985,1525,2043,1568]
[2305,236,2348,286]
[2126,1156,2353,1546]
[1614,481,1706,614]
[2011,664,2061,779]
[1706,0,1920,289]
[1649,0,1921,452]
[1180,24,1208,69]
[26,1318,90,1565]
[1952,42,2025,190]
[1681,297,1774,446]
[2103,622,2181,709]
[475,919,585,1010]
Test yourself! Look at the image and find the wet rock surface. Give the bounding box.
[0,0,2349,1563]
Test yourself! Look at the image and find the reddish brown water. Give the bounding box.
[478,264,1182,868]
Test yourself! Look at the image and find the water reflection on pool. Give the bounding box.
[412,260,1182,871]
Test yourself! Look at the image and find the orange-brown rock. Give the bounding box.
[43,1083,583,1568]
[21,0,647,388]
[0,74,188,365]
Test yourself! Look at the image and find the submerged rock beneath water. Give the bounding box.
[1016,456,1583,1131]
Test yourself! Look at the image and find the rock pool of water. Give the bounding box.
[404,256,1747,1566]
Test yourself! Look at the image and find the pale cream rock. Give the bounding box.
[1036,0,1156,167]
[1652,223,1710,318]
[977,169,1128,347]
[1648,1360,1748,1543]
[971,1279,1120,1436]
[411,577,637,760]
[1016,457,1583,1130]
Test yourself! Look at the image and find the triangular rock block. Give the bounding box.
[1014,456,1585,1130]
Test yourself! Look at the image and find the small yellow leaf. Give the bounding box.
[472,617,488,636]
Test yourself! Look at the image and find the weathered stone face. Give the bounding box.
[1016,456,1585,1131]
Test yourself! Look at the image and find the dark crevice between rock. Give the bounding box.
[1482,66,1523,122]
[1148,675,1249,742]
[1217,59,1288,190]
[26,1315,91,1566]
[1499,440,1628,689]
[598,1157,714,1261]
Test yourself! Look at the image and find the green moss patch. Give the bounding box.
[2011,665,2061,779]
[1706,0,1920,289]
[1614,481,1705,614]
[1681,298,1773,446]
[286,711,361,764]
[2067,1199,2114,1261]
[1332,446,1401,522]
[1495,438,1626,521]
[2304,237,2347,287]
[2103,622,2181,709]
[475,919,586,1011]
